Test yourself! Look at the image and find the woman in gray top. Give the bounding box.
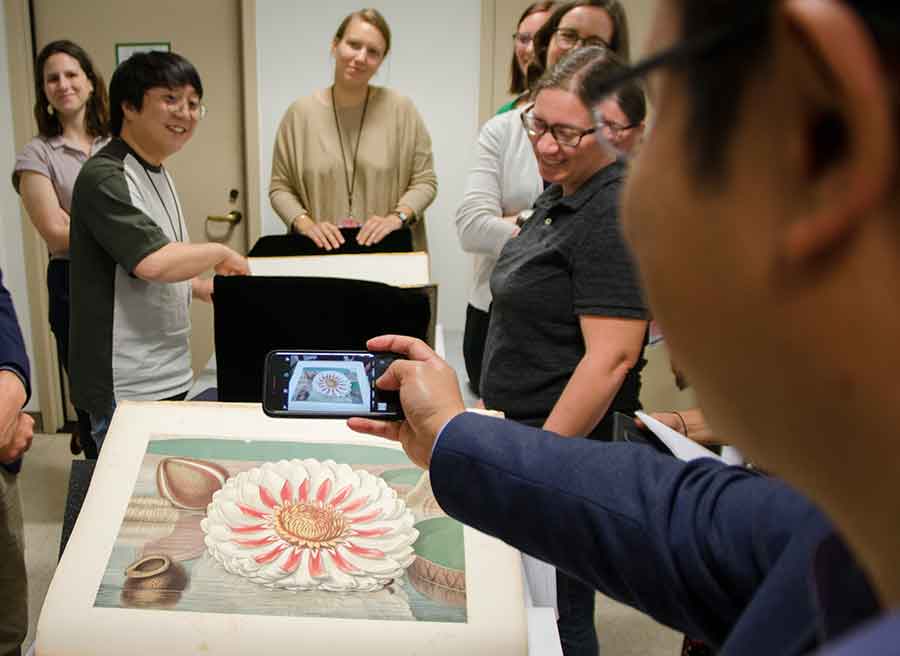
[12,40,110,458]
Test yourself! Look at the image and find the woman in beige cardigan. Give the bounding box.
[269,8,437,251]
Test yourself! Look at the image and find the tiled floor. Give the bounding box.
[18,331,682,654]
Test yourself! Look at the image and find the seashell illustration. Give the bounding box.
[312,371,352,398]
[121,554,189,609]
[201,459,418,592]
[157,457,229,510]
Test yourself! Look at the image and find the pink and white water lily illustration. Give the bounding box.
[312,371,352,398]
[201,459,418,592]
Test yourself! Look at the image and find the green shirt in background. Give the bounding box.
[496,99,518,115]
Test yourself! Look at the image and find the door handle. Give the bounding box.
[207,210,242,224]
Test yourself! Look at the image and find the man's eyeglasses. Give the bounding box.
[521,104,596,148]
[553,28,610,52]
[513,31,535,47]
[597,117,637,139]
[149,90,208,121]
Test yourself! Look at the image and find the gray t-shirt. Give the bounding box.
[69,138,192,416]
[481,160,649,426]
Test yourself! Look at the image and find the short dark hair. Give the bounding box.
[679,1,900,180]
[109,51,203,137]
[334,8,392,57]
[528,0,630,90]
[533,45,628,113]
[34,40,109,139]
[615,79,646,127]
[509,2,557,95]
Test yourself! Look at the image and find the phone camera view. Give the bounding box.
[269,352,400,417]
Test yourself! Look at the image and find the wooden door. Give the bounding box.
[32,0,250,384]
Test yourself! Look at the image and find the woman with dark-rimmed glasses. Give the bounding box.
[497,2,557,115]
[455,0,630,402]
[484,47,649,656]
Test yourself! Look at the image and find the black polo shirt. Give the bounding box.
[480,160,649,427]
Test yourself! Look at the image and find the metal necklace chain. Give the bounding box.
[144,166,184,243]
[331,85,371,221]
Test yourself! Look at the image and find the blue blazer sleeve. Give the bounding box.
[0,268,31,402]
[431,412,832,650]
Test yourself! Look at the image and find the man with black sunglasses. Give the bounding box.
[349,1,900,653]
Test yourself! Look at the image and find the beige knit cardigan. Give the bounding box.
[269,86,437,250]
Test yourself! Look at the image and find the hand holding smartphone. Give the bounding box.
[262,350,404,420]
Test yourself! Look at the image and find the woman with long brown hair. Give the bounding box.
[13,40,110,458]
[497,2,557,114]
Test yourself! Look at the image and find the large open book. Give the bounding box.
[36,402,527,655]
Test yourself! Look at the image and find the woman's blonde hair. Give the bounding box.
[334,8,392,57]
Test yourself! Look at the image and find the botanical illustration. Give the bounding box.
[95,437,467,622]
[289,361,368,412]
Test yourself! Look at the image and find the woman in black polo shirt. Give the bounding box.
[480,47,649,656]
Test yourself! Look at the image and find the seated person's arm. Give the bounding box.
[543,316,647,437]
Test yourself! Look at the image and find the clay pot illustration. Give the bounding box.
[121,554,189,609]
[156,457,229,510]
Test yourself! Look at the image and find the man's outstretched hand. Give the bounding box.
[347,335,465,469]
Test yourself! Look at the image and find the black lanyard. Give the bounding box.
[331,85,370,220]
[144,166,184,243]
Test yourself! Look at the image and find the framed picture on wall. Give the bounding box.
[115,42,171,66]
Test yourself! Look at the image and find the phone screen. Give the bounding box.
[263,350,403,419]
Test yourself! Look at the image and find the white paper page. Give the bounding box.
[527,608,563,656]
[521,555,557,610]
[635,411,726,464]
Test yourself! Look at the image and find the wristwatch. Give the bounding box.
[395,210,417,228]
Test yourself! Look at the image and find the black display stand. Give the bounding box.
[213,276,433,403]
[248,228,413,257]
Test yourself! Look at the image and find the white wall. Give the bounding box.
[0,8,39,411]
[256,0,482,331]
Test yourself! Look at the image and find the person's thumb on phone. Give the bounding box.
[377,355,465,446]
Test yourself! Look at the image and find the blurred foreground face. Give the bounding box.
[619,1,779,461]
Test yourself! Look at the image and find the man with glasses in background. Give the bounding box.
[70,51,248,451]
[348,1,900,653]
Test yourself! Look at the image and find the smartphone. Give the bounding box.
[611,412,673,456]
[262,350,404,420]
